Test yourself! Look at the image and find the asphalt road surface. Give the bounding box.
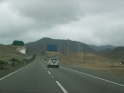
[0,56,124,93]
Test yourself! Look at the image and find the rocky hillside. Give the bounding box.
[98,46,124,61]
[25,37,95,55]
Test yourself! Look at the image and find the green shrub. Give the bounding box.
[0,60,4,69]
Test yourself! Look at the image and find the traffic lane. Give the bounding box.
[46,67,124,93]
[43,57,124,92]
[59,64,124,84]
[41,58,124,86]
[41,62,124,93]
[0,57,63,93]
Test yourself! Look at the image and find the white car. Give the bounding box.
[47,58,59,68]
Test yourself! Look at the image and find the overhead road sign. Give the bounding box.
[47,45,58,51]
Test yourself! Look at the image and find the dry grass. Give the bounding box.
[60,59,124,76]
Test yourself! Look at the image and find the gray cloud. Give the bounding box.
[11,0,82,27]
[0,0,124,46]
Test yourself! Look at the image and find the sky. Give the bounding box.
[0,0,124,46]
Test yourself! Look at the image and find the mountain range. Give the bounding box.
[89,45,116,52]
[25,37,117,55]
[0,37,123,61]
[25,37,95,55]
[98,47,124,61]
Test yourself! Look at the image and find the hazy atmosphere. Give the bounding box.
[0,0,124,46]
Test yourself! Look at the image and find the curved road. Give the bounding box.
[0,56,124,93]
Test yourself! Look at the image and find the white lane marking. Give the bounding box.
[41,57,47,64]
[60,66,124,87]
[56,81,68,93]
[40,63,45,68]
[48,71,51,75]
[0,62,33,81]
[41,57,45,62]
[40,62,47,70]
[40,58,47,68]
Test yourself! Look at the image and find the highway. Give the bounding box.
[0,56,124,93]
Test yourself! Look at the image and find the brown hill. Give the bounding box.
[43,51,66,60]
[43,51,118,65]
[69,52,118,64]
[0,44,26,60]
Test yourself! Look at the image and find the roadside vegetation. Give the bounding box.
[0,54,36,78]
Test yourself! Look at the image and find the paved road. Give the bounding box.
[0,56,124,93]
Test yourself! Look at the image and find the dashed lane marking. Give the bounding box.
[56,81,68,93]
[48,71,51,75]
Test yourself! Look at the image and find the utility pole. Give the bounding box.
[84,44,85,63]
[63,45,64,54]
[68,39,69,57]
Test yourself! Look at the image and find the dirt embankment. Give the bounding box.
[0,44,26,60]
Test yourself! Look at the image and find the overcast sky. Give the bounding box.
[0,0,124,46]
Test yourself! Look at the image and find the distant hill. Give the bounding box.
[98,46,124,61]
[25,37,95,55]
[97,48,112,55]
[89,45,116,52]
[25,38,124,62]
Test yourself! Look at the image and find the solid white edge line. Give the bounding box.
[60,66,124,87]
[47,71,51,75]
[0,62,34,81]
[56,81,68,93]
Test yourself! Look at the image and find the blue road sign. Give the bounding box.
[47,45,58,51]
